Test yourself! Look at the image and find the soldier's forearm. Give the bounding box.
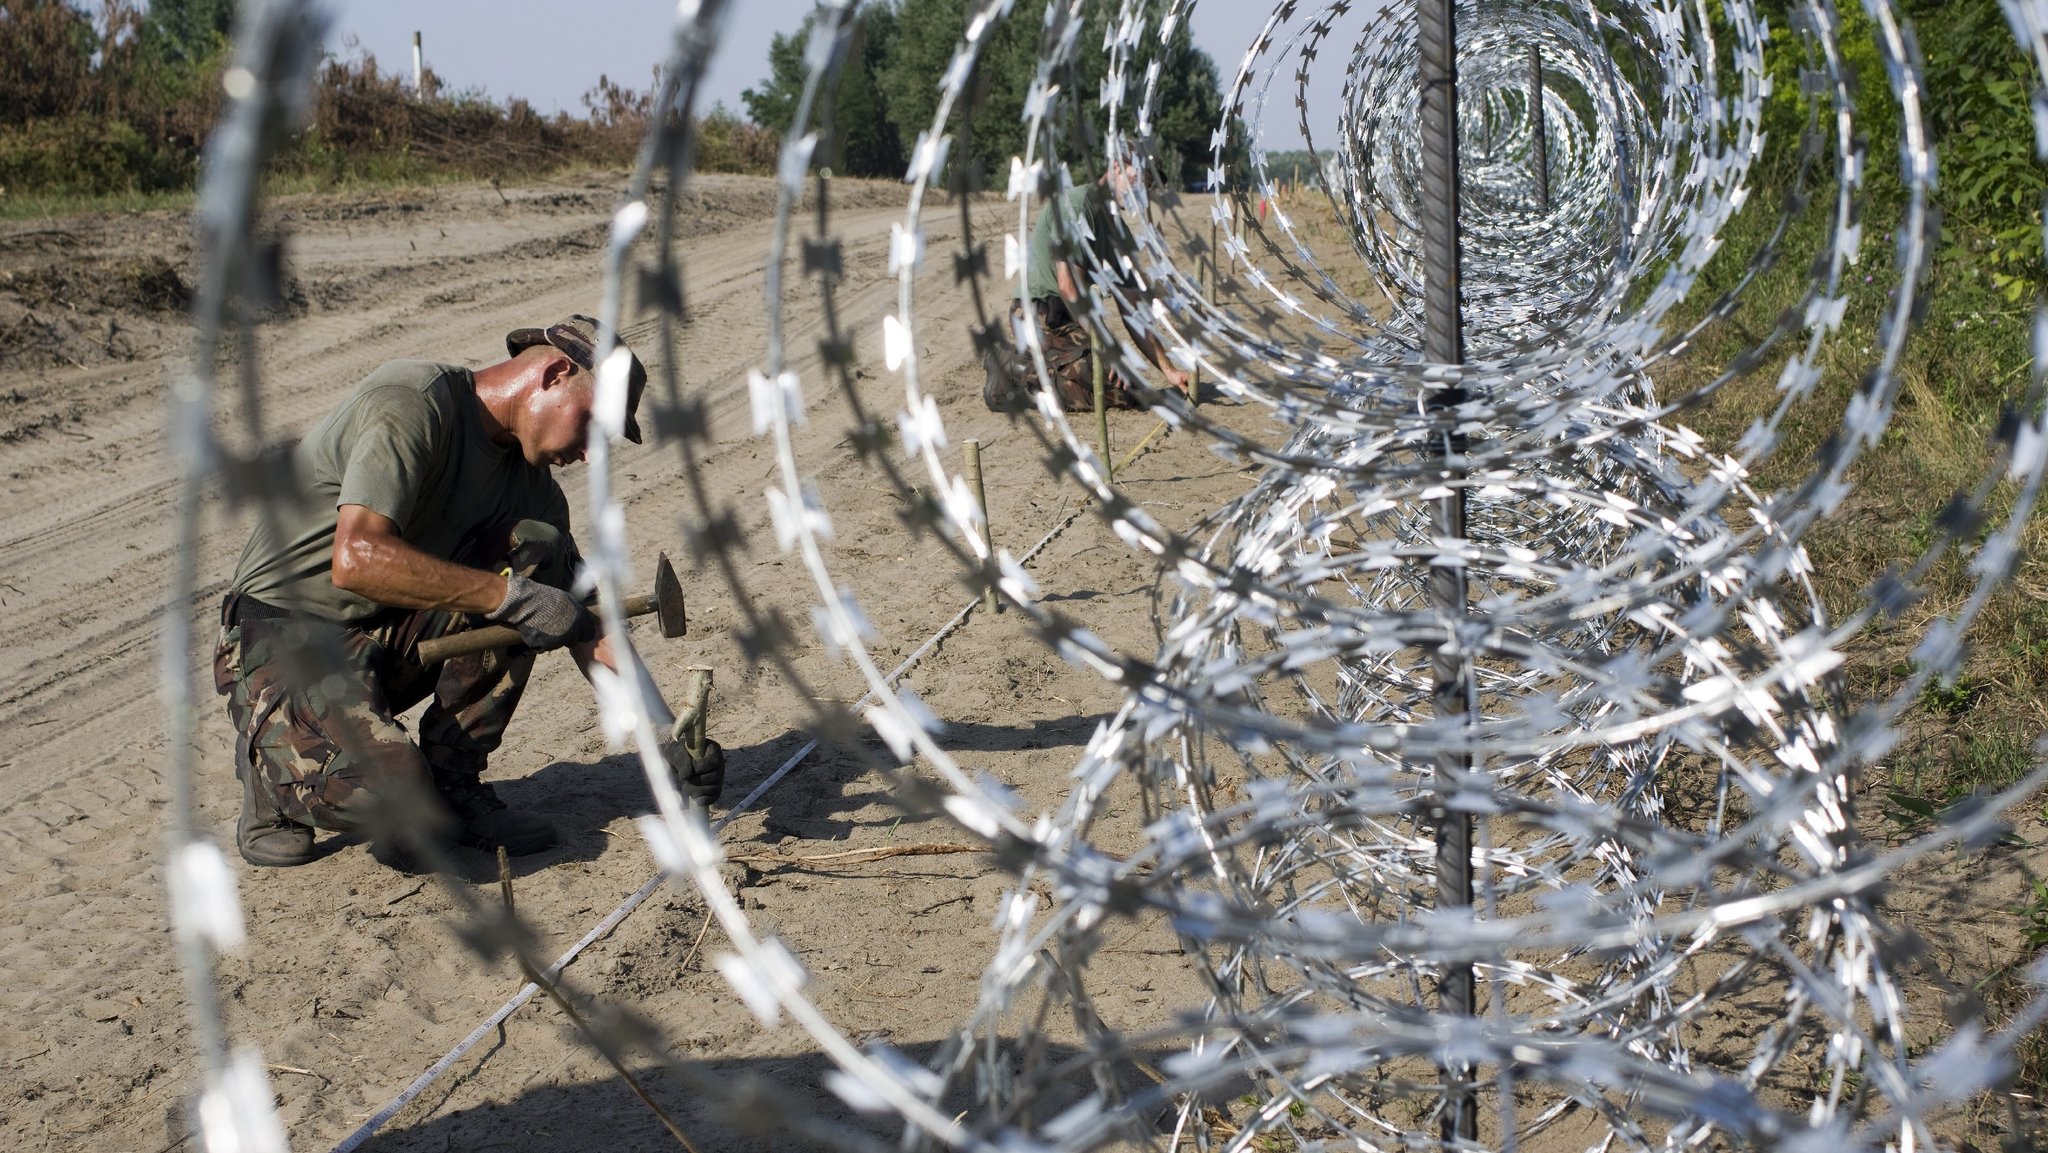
[1055,260,1081,303]
[574,636,679,731]
[1112,303,1183,381]
[572,634,619,678]
[332,507,507,614]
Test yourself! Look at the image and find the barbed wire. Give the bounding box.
[161,0,2048,1150]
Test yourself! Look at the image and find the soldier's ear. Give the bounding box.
[538,351,579,389]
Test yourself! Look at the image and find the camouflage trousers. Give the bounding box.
[212,520,571,835]
[985,297,1149,413]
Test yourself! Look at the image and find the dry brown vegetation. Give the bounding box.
[0,0,778,216]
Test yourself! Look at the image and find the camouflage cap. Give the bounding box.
[505,314,648,443]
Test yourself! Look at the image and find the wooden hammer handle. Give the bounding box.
[416,592,657,664]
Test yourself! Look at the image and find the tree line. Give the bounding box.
[2,0,239,195]
[1,0,1230,201]
[4,0,2036,293]
[0,0,770,200]
[741,0,1239,190]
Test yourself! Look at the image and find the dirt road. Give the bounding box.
[6,168,2040,1153]
[0,172,1256,1151]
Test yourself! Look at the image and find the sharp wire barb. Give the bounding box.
[163,1,2048,1151]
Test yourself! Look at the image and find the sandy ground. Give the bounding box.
[0,172,1268,1152]
[3,171,2043,1153]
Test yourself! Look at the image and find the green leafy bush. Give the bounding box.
[695,105,781,175]
[1909,0,2048,298]
[0,115,177,195]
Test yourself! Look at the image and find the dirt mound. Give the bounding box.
[5,253,192,311]
[0,171,913,387]
[0,208,197,371]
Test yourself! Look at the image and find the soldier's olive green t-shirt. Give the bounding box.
[230,360,576,624]
[1020,185,1108,302]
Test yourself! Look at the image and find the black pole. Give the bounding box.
[1417,6,1464,366]
[1417,0,1477,1146]
[1529,44,1550,212]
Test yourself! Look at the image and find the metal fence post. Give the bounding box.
[1417,0,1477,1145]
[1530,45,1551,212]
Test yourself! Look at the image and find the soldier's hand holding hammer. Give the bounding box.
[491,573,601,651]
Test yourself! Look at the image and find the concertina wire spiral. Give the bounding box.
[162,0,2048,1150]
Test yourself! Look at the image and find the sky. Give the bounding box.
[316,1,1387,151]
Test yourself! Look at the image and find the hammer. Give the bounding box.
[415,552,687,664]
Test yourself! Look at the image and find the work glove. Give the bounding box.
[660,727,726,807]
[489,572,600,652]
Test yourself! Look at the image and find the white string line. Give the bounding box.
[328,488,1098,1153]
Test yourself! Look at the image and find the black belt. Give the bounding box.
[223,591,291,625]
[1033,296,1075,327]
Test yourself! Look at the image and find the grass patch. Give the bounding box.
[1258,34,2047,1129]
[0,185,196,222]
[1655,148,2048,1141]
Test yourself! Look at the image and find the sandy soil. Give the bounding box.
[2,171,2041,1153]
[0,171,1266,1152]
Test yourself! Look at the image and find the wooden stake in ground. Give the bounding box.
[1091,322,1113,485]
[1205,216,1222,406]
[1196,217,1212,301]
[1187,230,1203,407]
[963,440,997,614]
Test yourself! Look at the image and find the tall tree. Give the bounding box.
[879,0,1230,189]
[142,0,236,66]
[742,2,906,180]
[827,3,904,178]
[1141,25,1234,189]
[749,1,1232,188]
[740,13,807,135]
[880,0,1107,186]
[0,0,100,125]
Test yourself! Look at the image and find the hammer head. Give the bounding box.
[654,552,687,638]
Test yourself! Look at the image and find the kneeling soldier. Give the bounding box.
[985,159,1191,412]
[215,315,722,869]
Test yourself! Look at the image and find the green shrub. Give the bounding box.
[696,105,780,175]
[0,115,184,196]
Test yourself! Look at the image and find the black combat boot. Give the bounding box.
[236,762,315,867]
[434,774,557,855]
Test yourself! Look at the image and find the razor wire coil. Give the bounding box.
[164,1,2048,1151]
